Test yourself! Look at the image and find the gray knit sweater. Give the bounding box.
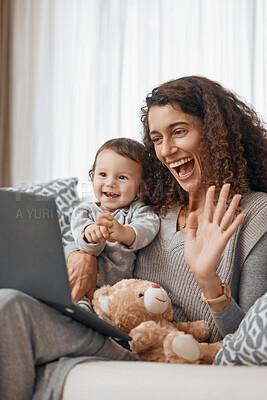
[134,191,267,342]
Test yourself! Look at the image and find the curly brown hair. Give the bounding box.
[140,76,267,215]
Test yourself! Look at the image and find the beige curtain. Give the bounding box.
[0,0,12,187]
[3,0,267,188]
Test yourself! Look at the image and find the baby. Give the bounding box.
[71,138,160,307]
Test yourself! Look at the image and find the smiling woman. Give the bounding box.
[132,75,267,345]
[140,76,267,217]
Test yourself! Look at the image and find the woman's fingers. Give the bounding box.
[186,212,199,240]
[213,184,244,236]
[220,193,242,232]
[213,183,230,225]
[222,211,245,240]
[205,184,243,234]
[203,185,215,223]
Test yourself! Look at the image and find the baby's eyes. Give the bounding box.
[97,173,128,180]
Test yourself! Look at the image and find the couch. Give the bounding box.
[7,177,267,399]
[63,360,267,400]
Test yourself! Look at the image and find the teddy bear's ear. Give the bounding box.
[98,290,110,314]
[92,285,112,318]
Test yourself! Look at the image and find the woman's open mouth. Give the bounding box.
[169,157,195,180]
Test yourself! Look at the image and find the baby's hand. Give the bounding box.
[96,213,135,246]
[84,223,109,244]
[96,213,123,243]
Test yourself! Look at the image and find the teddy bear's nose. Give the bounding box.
[152,284,160,289]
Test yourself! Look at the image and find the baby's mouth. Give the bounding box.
[103,192,119,199]
[169,157,195,178]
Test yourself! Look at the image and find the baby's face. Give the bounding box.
[92,149,143,212]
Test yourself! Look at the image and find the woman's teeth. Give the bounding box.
[169,157,194,178]
[178,170,192,178]
[169,157,193,168]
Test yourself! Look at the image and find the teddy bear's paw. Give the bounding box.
[189,320,210,342]
[171,334,201,362]
[174,320,210,342]
[130,321,164,353]
[199,341,223,364]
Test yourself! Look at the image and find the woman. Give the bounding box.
[0,76,266,399]
[133,75,267,342]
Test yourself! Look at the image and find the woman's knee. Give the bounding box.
[0,288,27,303]
[0,288,36,316]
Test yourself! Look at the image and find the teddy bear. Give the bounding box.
[92,278,222,364]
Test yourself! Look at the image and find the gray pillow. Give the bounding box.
[5,177,80,247]
[214,292,267,366]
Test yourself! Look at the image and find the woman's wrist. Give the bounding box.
[201,283,231,312]
[196,274,231,312]
[195,273,222,297]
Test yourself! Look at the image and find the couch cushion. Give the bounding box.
[214,292,267,366]
[62,360,267,400]
[4,177,80,247]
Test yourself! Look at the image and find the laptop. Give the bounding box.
[0,189,131,342]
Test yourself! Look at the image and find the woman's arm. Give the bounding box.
[67,251,97,302]
[210,232,267,336]
[239,231,267,311]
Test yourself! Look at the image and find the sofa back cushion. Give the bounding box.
[3,177,80,247]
